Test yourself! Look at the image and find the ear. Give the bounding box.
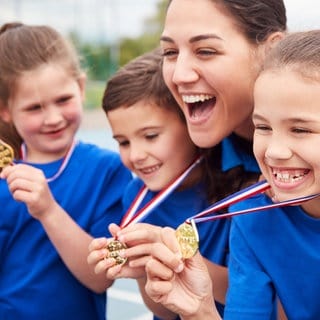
[264,31,286,53]
[0,107,12,124]
[77,72,87,102]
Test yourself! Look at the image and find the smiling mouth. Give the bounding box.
[138,165,161,175]
[272,168,310,183]
[182,95,216,119]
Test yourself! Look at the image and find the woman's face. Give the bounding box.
[161,0,262,148]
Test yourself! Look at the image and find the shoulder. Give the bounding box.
[231,193,275,230]
[74,141,124,167]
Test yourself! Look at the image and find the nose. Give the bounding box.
[172,53,199,85]
[43,106,63,125]
[265,135,293,161]
[129,143,148,163]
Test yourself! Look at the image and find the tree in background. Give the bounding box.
[71,0,167,109]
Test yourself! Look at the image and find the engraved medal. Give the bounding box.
[106,240,127,266]
[175,221,199,259]
[0,139,14,170]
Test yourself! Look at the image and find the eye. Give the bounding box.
[25,104,42,112]
[291,127,312,134]
[196,48,218,57]
[116,139,129,147]
[162,48,178,60]
[57,95,72,105]
[145,133,159,141]
[254,124,271,133]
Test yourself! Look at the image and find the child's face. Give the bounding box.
[107,100,198,191]
[4,63,85,162]
[253,69,320,215]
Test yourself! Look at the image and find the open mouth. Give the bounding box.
[182,95,216,119]
[272,168,310,183]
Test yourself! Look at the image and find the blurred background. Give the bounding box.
[0,0,319,111]
[0,1,319,319]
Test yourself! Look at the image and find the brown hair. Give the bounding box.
[168,0,287,43]
[0,22,83,158]
[103,47,184,120]
[262,29,320,81]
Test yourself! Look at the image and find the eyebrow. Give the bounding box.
[160,33,223,44]
[253,113,318,124]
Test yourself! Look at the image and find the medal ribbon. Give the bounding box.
[20,139,77,182]
[186,180,320,224]
[120,155,203,228]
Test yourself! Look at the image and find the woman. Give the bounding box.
[143,0,287,318]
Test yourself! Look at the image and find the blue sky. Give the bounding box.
[0,0,319,43]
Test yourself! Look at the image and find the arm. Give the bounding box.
[204,259,228,304]
[1,164,113,293]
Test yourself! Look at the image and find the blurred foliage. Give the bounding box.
[70,0,167,109]
[84,81,106,110]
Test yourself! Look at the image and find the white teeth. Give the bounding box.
[182,94,213,103]
[139,165,160,174]
[272,169,308,183]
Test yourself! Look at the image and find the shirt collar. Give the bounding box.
[221,134,260,173]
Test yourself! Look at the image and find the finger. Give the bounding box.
[92,257,116,275]
[145,257,174,281]
[161,226,182,257]
[108,223,121,238]
[88,237,108,252]
[117,223,161,244]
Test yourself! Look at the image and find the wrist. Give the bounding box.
[181,294,220,320]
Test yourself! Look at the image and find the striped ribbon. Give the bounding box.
[120,155,203,228]
[187,180,320,224]
[20,139,77,183]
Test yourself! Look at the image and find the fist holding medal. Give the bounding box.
[0,139,14,170]
[175,221,199,259]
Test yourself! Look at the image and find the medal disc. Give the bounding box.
[106,240,127,266]
[0,139,14,169]
[175,222,199,259]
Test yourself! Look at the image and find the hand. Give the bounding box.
[115,223,163,269]
[1,163,56,219]
[87,225,146,280]
[145,227,216,318]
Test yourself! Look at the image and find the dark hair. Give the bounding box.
[0,22,83,158]
[166,0,287,203]
[103,47,184,120]
[168,0,287,43]
[262,29,320,80]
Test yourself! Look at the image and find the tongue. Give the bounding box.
[190,99,214,119]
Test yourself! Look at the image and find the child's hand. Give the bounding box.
[114,223,163,268]
[87,235,145,280]
[1,163,56,219]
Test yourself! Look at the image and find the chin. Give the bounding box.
[190,133,217,148]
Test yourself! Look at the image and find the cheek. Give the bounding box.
[119,150,132,171]
[253,137,265,162]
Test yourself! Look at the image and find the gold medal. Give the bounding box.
[106,240,127,266]
[175,221,199,259]
[0,139,14,170]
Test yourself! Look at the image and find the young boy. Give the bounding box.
[88,48,229,318]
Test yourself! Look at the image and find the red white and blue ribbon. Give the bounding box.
[20,139,77,182]
[186,180,320,224]
[120,155,203,228]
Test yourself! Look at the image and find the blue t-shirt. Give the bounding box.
[0,141,132,320]
[123,134,260,320]
[225,193,320,319]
